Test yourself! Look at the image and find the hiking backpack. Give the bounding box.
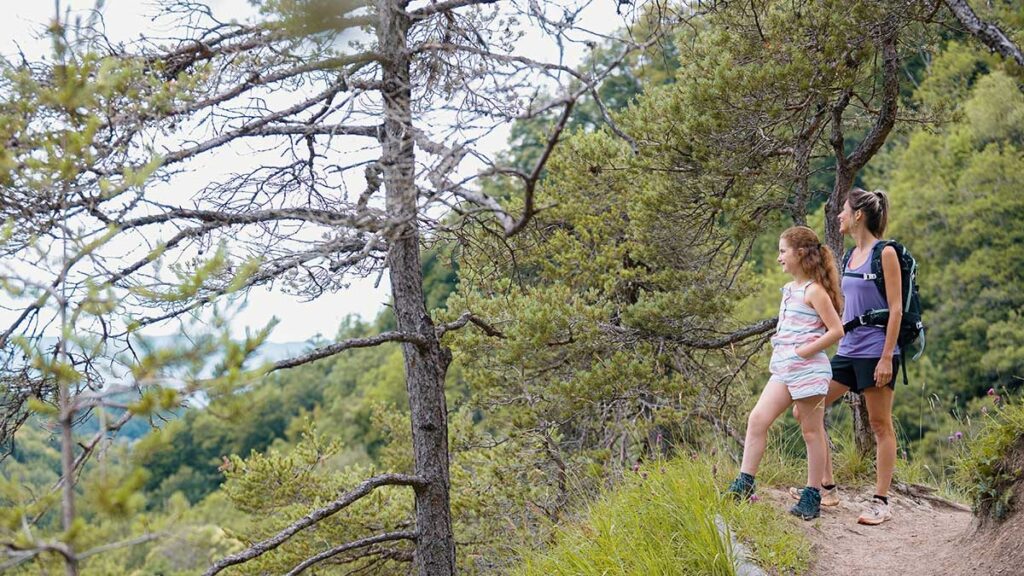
[841,240,926,385]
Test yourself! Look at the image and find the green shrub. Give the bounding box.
[956,394,1024,521]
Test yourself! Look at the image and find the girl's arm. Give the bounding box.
[874,245,903,385]
[796,283,844,359]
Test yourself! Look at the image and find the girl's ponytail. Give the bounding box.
[780,226,843,314]
[816,244,843,314]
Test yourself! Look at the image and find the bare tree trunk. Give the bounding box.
[378,1,455,574]
[58,178,80,576]
[58,379,79,576]
[823,148,853,258]
[825,103,876,458]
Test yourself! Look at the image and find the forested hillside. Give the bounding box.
[2,1,1023,574]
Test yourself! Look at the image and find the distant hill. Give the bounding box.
[24,336,316,441]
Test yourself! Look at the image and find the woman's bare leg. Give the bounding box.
[863,385,897,496]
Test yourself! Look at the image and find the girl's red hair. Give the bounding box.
[781,226,842,313]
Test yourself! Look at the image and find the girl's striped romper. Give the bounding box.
[769,281,831,400]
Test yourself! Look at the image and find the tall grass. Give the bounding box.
[516,457,809,576]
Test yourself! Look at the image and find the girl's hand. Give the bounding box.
[874,357,893,387]
[795,345,811,359]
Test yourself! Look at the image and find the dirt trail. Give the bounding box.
[761,486,979,576]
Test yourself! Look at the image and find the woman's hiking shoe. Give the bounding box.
[789,486,821,520]
[857,497,893,525]
[788,485,839,507]
[725,473,756,500]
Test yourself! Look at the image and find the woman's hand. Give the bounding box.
[874,357,893,387]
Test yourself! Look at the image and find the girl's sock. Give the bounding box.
[822,483,836,491]
[873,494,889,504]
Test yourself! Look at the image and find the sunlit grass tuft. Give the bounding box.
[517,456,809,576]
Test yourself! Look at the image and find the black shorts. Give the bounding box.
[830,355,899,394]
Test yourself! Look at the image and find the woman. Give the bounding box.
[795,187,902,525]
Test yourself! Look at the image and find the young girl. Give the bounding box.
[727,226,844,520]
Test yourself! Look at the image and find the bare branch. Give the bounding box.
[269,331,430,372]
[202,473,425,576]
[603,318,778,350]
[829,89,853,176]
[410,0,499,20]
[112,207,381,233]
[78,532,163,560]
[943,0,1024,67]
[413,42,585,81]
[590,86,638,154]
[284,530,417,576]
[246,123,382,138]
[0,541,74,571]
[127,235,382,332]
[846,31,900,172]
[503,99,575,237]
[435,311,505,339]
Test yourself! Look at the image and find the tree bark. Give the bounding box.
[943,0,1024,67]
[378,1,456,574]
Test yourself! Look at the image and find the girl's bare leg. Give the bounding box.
[795,394,827,489]
[741,379,794,477]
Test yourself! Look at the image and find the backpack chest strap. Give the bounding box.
[843,271,878,280]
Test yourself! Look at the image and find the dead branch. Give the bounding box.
[202,473,425,576]
[435,311,505,339]
[269,331,431,372]
[284,530,417,576]
[943,0,1024,66]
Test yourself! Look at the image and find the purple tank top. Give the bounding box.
[837,241,900,358]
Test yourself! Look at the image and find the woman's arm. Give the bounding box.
[875,245,903,385]
[796,284,845,358]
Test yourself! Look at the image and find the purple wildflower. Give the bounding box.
[988,388,996,396]
[955,431,963,440]
[749,494,760,503]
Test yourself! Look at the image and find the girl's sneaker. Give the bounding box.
[788,485,840,507]
[857,497,893,525]
[789,486,821,520]
[725,474,756,500]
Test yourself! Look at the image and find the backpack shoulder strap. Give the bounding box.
[841,247,855,273]
[841,245,879,281]
[870,240,901,295]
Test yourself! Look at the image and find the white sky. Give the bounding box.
[1,0,631,343]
